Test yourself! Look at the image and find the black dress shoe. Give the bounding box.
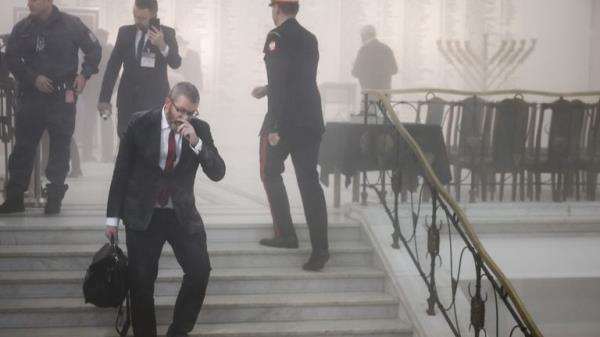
[0,196,25,214]
[259,237,299,249]
[302,250,330,271]
[166,326,188,337]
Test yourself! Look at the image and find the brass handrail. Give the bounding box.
[365,89,544,337]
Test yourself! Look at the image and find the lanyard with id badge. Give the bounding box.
[140,20,159,69]
[140,36,156,69]
[141,49,156,68]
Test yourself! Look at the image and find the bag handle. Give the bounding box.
[115,291,131,336]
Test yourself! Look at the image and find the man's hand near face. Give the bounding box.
[148,26,167,51]
[176,118,200,146]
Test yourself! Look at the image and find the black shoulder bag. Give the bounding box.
[83,240,131,336]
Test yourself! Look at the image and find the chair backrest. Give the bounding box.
[488,97,532,170]
[424,96,447,126]
[454,96,487,158]
[545,98,585,165]
[582,100,600,165]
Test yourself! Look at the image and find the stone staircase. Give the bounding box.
[0,207,413,337]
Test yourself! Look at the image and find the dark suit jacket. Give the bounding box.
[260,18,324,138]
[99,24,181,113]
[352,39,398,90]
[106,108,226,233]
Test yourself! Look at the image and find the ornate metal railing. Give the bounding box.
[356,88,595,337]
[360,89,600,203]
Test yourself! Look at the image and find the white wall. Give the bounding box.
[1,0,597,102]
[1,0,27,33]
[591,0,600,90]
[510,0,592,92]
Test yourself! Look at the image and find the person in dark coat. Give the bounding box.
[352,24,398,91]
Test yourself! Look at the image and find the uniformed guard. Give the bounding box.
[252,0,329,271]
[0,0,101,214]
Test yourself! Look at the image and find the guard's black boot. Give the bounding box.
[166,325,189,337]
[0,193,25,214]
[302,250,330,271]
[259,236,299,249]
[44,184,68,215]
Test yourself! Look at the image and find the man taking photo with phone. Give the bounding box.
[98,0,181,139]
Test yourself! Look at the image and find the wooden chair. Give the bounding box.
[445,96,488,202]
[423,96,448,126]
[526,98,586,201]
[580,101,600,200]
[482,98,534,201]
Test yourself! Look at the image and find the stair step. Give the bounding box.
[0,267,386,298]
[0,292,400,328]
[0,242,373,272]
[0,210,350,227]
[0,242,374,271]
[0,222,362,245]
[0,319,412,337]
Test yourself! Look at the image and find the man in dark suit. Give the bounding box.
[98,0,181,138]
[252,0,329,271]
[104,82,225,337]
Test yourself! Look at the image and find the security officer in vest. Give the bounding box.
[0,0,101,214]
[252,0,329,271]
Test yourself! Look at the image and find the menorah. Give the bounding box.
[437,34,536,90]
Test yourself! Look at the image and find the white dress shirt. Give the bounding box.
[106,107,203,227]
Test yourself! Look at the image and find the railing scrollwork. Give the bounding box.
[357,88,579,337]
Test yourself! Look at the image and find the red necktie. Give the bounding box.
[158,130,176,207]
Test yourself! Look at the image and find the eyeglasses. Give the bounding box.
[170,99,198,118]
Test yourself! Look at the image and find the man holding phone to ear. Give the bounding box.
[98,0,181,139]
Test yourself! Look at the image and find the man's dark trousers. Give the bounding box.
[259,133,328,251]
[6,92,75,195]
[126,208,211,337]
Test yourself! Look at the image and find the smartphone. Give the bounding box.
[149,18,160,30]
